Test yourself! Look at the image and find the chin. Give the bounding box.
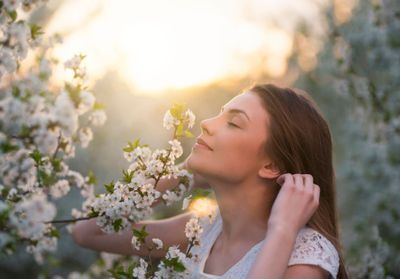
[186,153,211,176]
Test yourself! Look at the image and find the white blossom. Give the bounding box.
[131,235,141,251]
[53,91,78,137]
[9,192,56,240]
[163,110,178,130]
[78,127,93,148]
[132,258,148,279]
[182,195,192,210]
[152,238,163,250]
[184,217,203,244]
[64,54,81,69]
[88,109,107,126]
[77,91,95,115]
[168,139,183,159]
[185,109,196,128]
[49,179,70,199]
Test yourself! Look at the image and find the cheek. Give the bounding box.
[216,136,260,171]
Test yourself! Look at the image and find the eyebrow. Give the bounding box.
[221,106,251,122]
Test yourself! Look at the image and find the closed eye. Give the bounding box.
[227,122,240,128]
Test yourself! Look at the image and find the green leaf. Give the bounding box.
[93,101,105,110]
[30,24,44,40]
[20,125,31,138]
[86,171,97,185]
[7,10,17,22]
[0,207,10,228]
[104,181,115,193]
[132,225,149,243]
[65,83,81,107]
[112,219,123,232]
[39,171,57,187]
[191,188,212,199]
[107,264,127,279]
[127,263,136,277]
[122,169,134,183]
[170,103,186,119]
[12,86,20,98]
[30,150,42,165]
[49,228,60,238]
[163,257,186,272]
[0,142,18,153]
[184,130,194,138]
[176,124,184,137]
[87,209,99,218]
[51,158,62,172]
[123,139,141,152]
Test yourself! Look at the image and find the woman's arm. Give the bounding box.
[71,211,194,258]
[71,158,208,256]
[246,173,326,279]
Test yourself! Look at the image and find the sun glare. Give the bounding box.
[188,197,218,218]
[45,0,304,95]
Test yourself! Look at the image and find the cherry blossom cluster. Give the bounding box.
[0,2,106,263]
[70,104,195,235]
[68,103,214,278]
[1,2,211,277]
[0,0,47,78]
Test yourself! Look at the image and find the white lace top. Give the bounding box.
[186,208,339,279]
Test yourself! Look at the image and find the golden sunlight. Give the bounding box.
[188,197,218,218]
[44,0,320,95]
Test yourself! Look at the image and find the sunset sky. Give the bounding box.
[44,0,329,94]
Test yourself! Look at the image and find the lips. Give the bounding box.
[196,137,213,151]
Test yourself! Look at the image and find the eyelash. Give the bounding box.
[227,122,239,128]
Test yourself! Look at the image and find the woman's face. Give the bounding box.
[187,92,271,184]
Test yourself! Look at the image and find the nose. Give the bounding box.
[200,117,213,135]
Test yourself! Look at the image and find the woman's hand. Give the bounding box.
[267,173,320,236]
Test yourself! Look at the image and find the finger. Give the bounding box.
[276,173,293,186]
[303,174,314,193]
[293,174,304,189]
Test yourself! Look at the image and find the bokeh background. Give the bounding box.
[1,0,399,278]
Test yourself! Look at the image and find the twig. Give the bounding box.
[45,216,94,224]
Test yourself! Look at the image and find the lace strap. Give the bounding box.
[288,227,340,279]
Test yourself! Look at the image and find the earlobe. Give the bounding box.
[258,163,280,180]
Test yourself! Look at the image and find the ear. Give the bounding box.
[258,161,280,180]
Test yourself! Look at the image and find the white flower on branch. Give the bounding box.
[53,91,78,137]
[184,217,203,244]
[0,47,17,75]
[152,238,163,250]
[88,109,107,126]
[163,110,178,130]
[78,127,93,148]
[132,258,148,279]
[131,235,141,251]
[49,179,70,199]
[185,109,196,128]
[168,139,183,159]
[9,192,56,241]
[77,91,95,115]
[182,195,192,210]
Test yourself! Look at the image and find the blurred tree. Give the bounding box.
[293,0,400,278]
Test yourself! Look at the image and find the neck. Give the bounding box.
[210,177,279,248]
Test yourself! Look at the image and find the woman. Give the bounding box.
[72,83,348,278]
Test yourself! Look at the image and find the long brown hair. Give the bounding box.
[249,83,349,279]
